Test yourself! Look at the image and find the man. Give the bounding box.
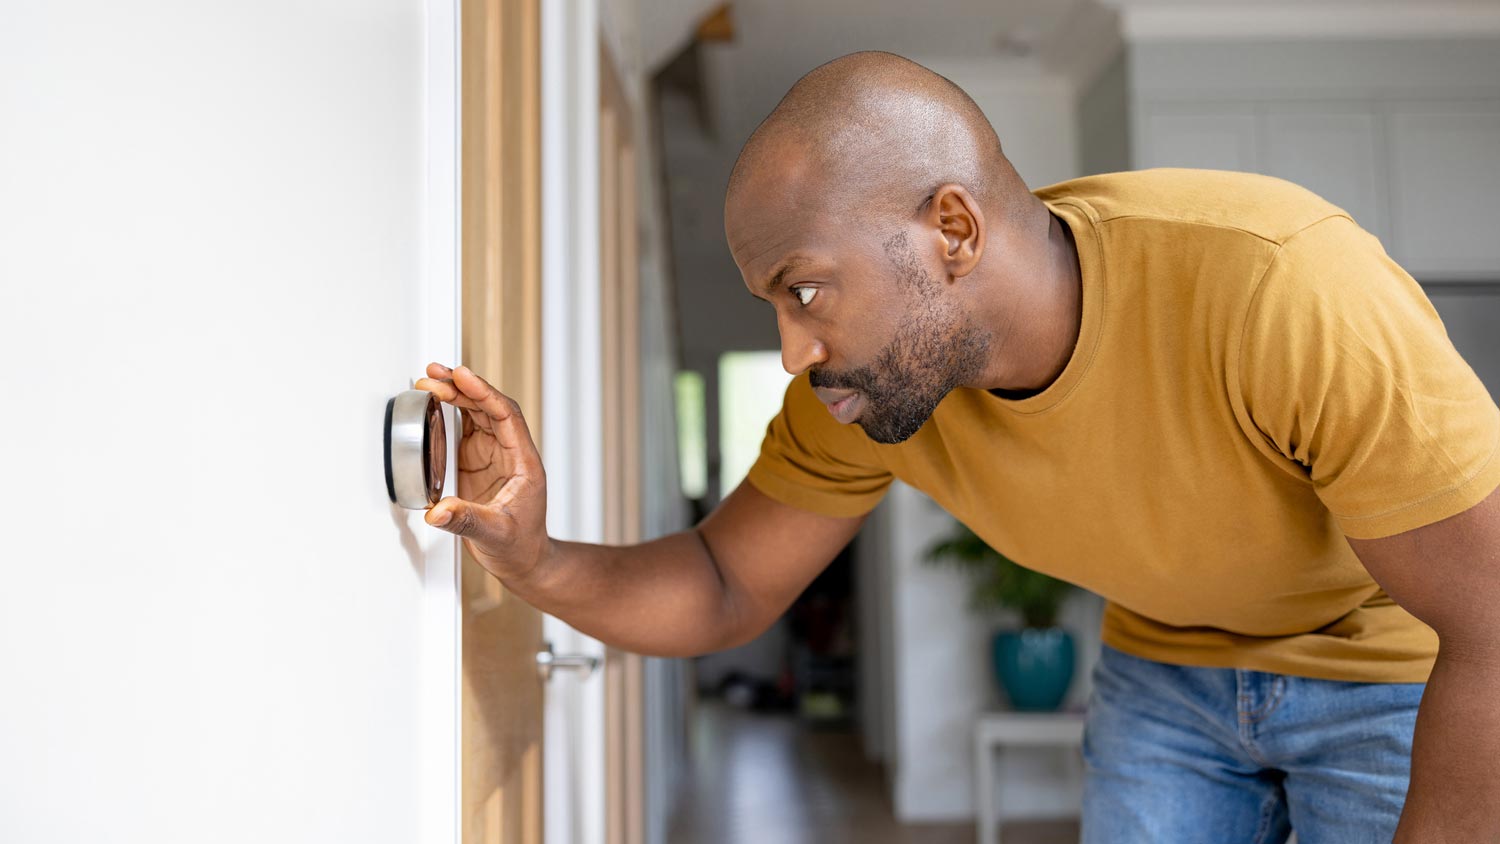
[415,52,1500,842]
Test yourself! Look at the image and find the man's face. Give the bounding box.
[727,157,990,445]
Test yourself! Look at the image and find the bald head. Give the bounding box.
[721,53,1063,445]
[726,51,1027,226]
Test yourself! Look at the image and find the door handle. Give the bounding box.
[536,641,601,681]
[385,389,446,509]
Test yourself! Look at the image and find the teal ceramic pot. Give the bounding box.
[992,628,1076,711]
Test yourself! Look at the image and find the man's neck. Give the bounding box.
[979,209,1084,396]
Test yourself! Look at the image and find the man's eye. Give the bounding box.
[794,287,817,306]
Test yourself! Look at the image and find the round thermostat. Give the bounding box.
[384,390,447,509]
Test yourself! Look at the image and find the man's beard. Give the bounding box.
[809,232,991,445]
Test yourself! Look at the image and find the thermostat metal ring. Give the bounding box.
[385,390,446,509]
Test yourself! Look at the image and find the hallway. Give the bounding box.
[666,700,1078,844]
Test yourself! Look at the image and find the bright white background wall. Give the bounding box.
[0,2,461,843]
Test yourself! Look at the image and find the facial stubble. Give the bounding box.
[809,231,991,445]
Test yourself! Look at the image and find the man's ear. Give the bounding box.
[924,183,985,279]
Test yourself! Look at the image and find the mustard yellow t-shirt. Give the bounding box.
[745,167,1500,684]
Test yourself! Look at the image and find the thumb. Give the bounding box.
[425,496,490,541]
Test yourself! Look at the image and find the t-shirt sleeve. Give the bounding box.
[743,372,895,518]
[1233,214,1500,540]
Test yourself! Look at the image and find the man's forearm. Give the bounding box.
[494,529,745,658]
[1394,640,1500,842]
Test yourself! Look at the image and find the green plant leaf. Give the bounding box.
[922,519,1075,629]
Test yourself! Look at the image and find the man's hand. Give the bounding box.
[413,363,552,585]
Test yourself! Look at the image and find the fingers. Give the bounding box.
[415,363,505,415]
[448,366,543,474]
[447,366,511,415]
[416,364,543,474]
[416,363,485,415]
[414,376,483,413]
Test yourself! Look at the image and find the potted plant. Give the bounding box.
[924,520,1077,711]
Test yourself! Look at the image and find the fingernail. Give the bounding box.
[430,509,451,526]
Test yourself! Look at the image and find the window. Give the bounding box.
[718,351,794,499]
[673,370,708,500]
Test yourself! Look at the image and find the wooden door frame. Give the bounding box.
[460,1,546,843]
[598,38,645,844]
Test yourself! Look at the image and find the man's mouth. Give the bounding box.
[825,391,862,424]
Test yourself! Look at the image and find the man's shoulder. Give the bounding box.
[1034,168,1348,247]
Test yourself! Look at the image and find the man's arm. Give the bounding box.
[1346,483,1500,843]
[414,363,866,658]
[511,481,865,658]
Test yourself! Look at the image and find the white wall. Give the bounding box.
[0,2,460,842]
[915,58,1081,191]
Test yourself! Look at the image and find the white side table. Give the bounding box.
[973,710,1087,844]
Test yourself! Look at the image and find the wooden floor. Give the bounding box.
[666,700,1079,844]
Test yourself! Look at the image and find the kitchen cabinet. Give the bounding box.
[1387,101,1500,278]
[1100,39,1500,280]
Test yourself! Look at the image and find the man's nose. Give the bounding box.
[778,315,828,376]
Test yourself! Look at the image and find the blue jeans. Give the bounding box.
[1081,644,1425,844]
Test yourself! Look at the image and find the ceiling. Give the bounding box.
[687,0,1112,152]
[645,0,1500,157]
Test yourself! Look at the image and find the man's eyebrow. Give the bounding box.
[761,257,813,297]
